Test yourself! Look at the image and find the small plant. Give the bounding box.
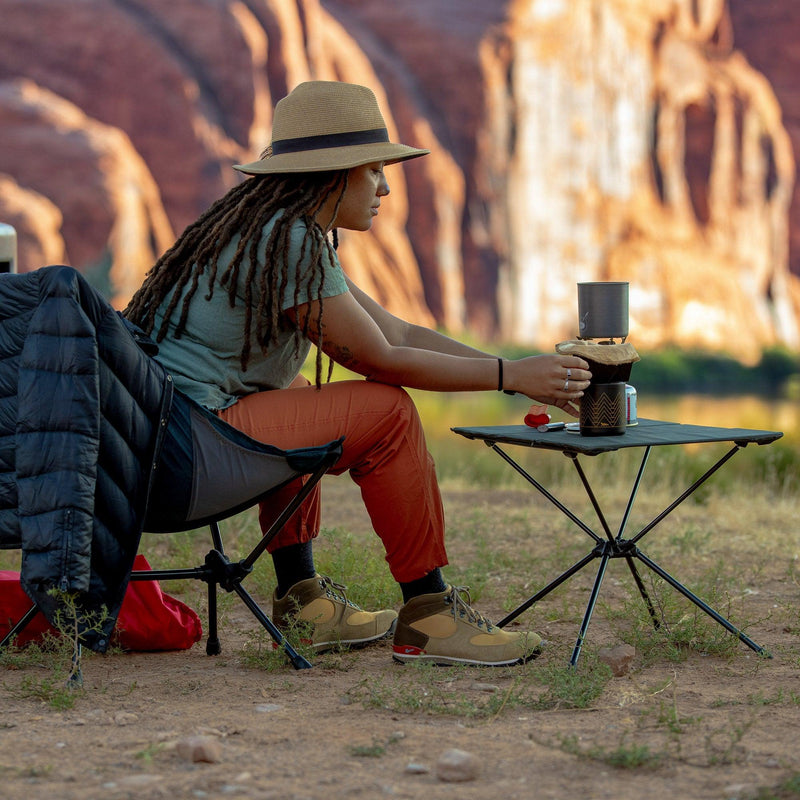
[528,653,612,710]
[668,524,713,556]
[745,688,800,707]
[754,773,800,800]
[703,714,757,766]
[1,589,112,709]
[349,740,387,758]
[239,623,316,672]
[135,742,165,764]
[560,734,664,769]
[603,562,757,665]
[599,742,663,769]
[49,590,91,687]
[12,672,80,711]
[2,629,82,710]
[348,663,536,719]
[657,696,702,734]
[0,632,66,671]
[348,733,403,758]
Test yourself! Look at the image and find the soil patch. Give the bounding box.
[2,480,799,800]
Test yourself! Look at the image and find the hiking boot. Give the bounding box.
[392,585,542,666]
[272,575,397,651]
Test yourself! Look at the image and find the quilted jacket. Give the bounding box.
[0,266,172,650]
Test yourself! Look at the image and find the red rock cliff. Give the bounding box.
[0,0,797,361]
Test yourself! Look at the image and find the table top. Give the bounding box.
[451,418,783,456]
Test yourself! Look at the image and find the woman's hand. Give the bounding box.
[505,355,592,418]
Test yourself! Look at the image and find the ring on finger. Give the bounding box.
[566,368,572,379]
[563,379,569,391]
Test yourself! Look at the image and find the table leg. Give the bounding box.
[489,443,603,544]
[633,549,768,656]
[498,550,599,628]
[624,556,661,630]
[630,444,741,546]
[571,455,615,542]
[617,447,651,539]
[570,548,612,666]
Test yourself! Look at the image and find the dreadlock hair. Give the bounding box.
[124,169,349,388]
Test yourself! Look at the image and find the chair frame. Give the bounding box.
[1,443,340,671]
[130,450,338,670]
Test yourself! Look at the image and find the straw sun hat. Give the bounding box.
[234,81,429,175]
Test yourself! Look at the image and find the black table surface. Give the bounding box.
[451,418,784,456]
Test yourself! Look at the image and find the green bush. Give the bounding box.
[627,346,799,397]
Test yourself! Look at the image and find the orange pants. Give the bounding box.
[219,379,448,583]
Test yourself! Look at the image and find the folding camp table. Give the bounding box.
[451,418,783,666]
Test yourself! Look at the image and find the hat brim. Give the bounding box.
[234,142,429,175]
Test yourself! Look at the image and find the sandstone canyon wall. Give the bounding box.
[0,0,797,364]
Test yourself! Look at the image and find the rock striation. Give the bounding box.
[0,0,797,359]
[0,78,175,306]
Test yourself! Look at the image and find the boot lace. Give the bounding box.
[319,576,362,609]
[444,586,495,632]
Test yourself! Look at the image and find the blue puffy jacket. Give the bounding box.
[0,266,172,650]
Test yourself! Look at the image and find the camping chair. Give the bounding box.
[0,265,342,672]
[131,389,342,669]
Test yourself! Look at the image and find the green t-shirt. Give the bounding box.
[151,214,348,410]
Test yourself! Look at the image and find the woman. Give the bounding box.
[125,81,591,667]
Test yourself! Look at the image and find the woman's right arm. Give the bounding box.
[285,292,591,413]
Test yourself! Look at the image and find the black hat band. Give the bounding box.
[271,127,390,155]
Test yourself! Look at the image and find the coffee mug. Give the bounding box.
[580,382,626,436]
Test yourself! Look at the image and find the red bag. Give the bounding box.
[0,555,202,651]
[0,569,53,645]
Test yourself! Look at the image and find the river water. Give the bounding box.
[638,393,798,439]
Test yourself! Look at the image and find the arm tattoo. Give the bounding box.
[327,343,361,373]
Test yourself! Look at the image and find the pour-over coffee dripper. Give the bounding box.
[560,282,638,436]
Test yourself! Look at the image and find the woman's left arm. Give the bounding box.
[346,277,493,359]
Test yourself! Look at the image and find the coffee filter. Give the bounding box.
[556,340,639,383]
[556,340,639,365]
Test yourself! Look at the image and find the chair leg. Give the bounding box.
[234,583,312,670]
[133,550,311,667]
[206,580,221,656]
[0,603,40,650]
[1,604,85,689]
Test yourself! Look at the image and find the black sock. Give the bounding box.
[400,568,447,604]
[271,541,316,598]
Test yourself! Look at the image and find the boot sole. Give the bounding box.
[392,644,542,667]
[297,618,398,652]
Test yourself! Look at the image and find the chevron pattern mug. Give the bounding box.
[579,382,626,436]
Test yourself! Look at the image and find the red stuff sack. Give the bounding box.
[0,555,202,651]
[0,569,54,645]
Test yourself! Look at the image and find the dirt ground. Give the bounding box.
[2,477,799,800]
